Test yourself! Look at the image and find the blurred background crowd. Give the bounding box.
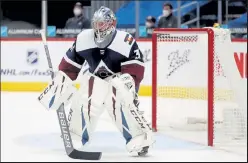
[1,0,247,39]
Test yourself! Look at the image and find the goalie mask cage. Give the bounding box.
[151,28,247,153]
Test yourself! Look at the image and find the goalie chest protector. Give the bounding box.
[75,29,138,79]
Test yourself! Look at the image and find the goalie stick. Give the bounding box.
[39,29,102,160]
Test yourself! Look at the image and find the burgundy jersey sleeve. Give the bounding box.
[58,40,85,80]
[121,41,145,89]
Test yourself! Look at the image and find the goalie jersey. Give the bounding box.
[58,29,145,89]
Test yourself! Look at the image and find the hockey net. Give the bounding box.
[151,28,247,154]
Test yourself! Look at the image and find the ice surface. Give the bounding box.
[1,92,246,162]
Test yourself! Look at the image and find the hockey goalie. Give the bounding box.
[38,6,154,156]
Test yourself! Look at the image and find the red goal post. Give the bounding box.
[151,28,247,150]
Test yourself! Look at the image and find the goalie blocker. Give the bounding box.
[39,71,154,156]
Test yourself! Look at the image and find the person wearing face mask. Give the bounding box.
[157,3,178,28]
[145,16,156,38]
[64,2,91,38]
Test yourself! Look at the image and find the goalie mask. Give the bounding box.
[92,6,117,48]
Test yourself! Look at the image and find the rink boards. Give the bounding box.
[1,38,247,98]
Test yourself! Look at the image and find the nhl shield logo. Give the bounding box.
[27,50,39,65]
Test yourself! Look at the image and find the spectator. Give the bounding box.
[64,2,91,37]
[157,3,178,28]
[145,16,156,38]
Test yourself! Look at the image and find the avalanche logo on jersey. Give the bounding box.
[93,60,114,79]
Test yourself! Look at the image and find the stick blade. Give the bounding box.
[68,150,102,160]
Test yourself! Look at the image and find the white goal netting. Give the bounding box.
[152,28,247,154]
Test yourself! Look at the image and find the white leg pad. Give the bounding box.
[68,74,110,146]
[126,131,154,154]
[104,82,155,154]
